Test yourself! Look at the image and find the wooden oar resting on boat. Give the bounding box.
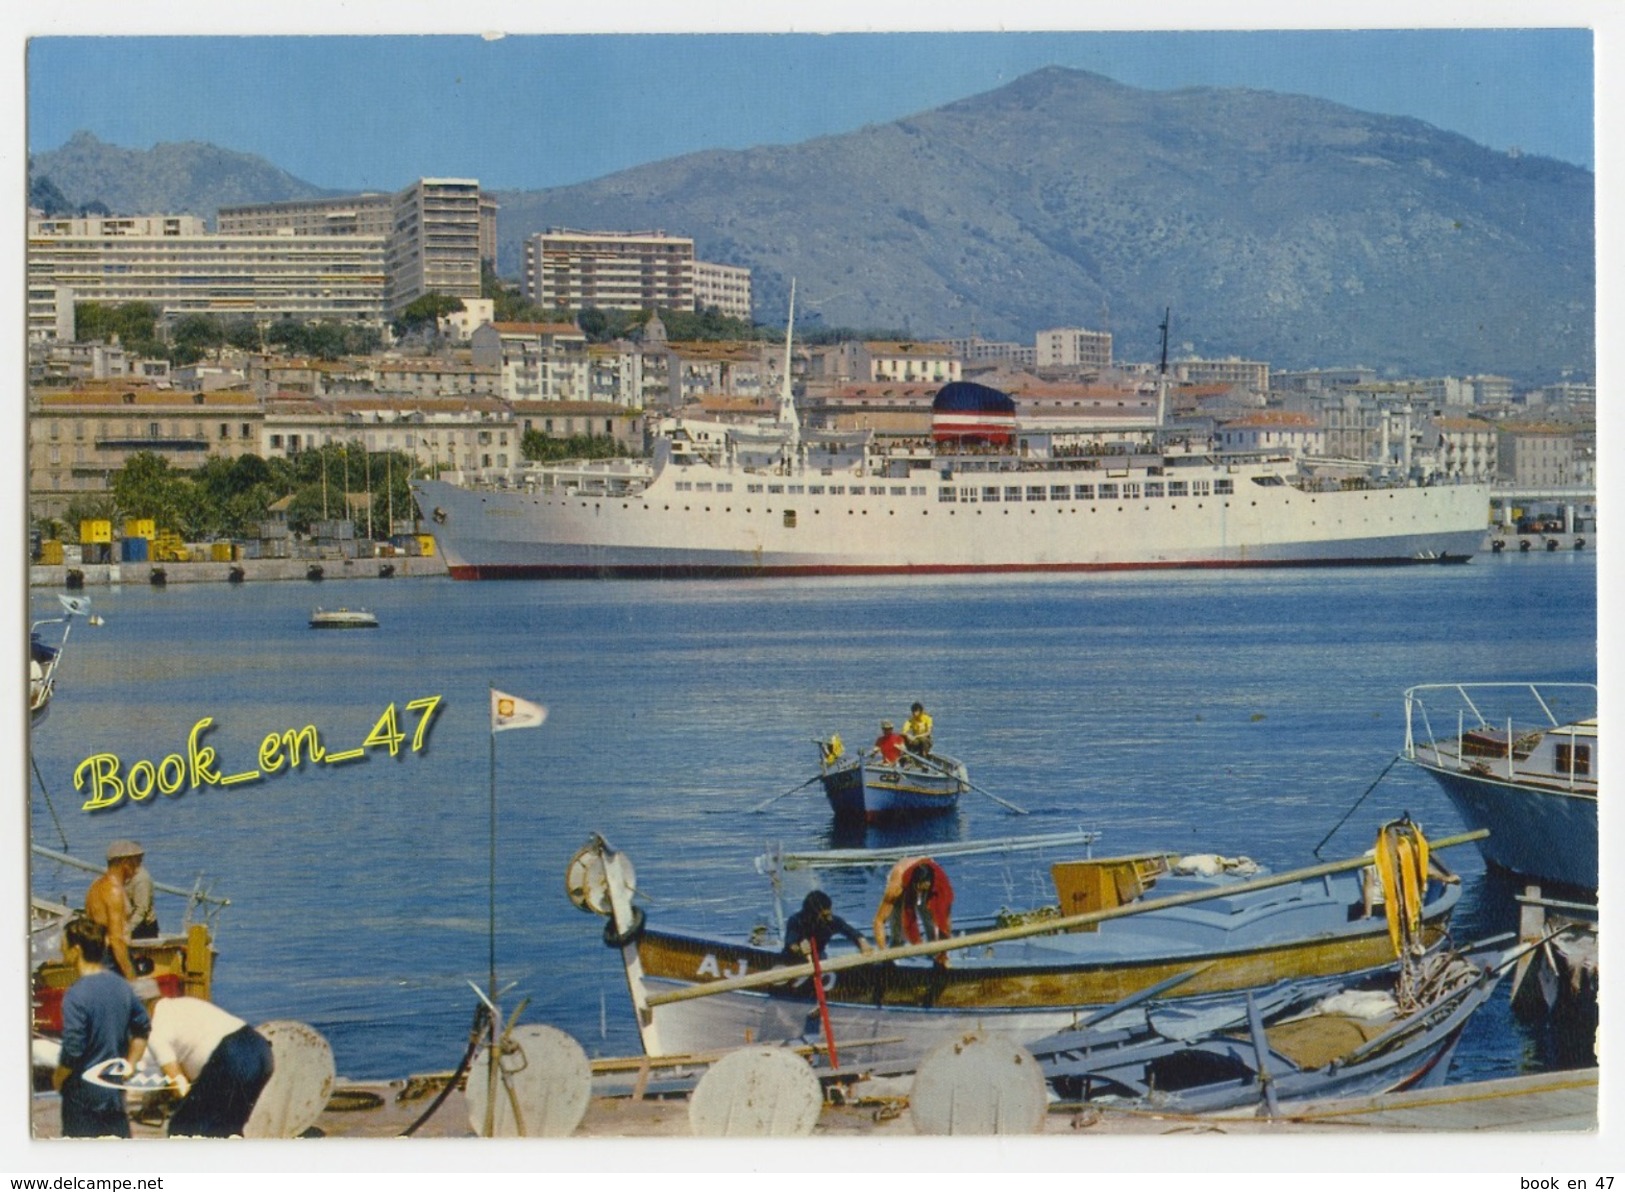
[569,824,1486,1064]
[644,828,1486,1008]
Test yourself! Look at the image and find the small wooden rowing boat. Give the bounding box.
[1029,943,1510,1113]
[817,744,969,824]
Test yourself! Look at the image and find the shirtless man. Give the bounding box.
[872,856,954,967]
[85,840,143,979]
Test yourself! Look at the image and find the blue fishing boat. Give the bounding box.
[817,739,969,824]
[570,822,1470,1066]
[1029,943,1511,1113]
[1402,682,1597,891]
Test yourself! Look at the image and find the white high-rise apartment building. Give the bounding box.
[694,261,753,321]
[26,214,389,329]
[522,230,696,312]
[220,178,492,313]
[1035,327,1113,371]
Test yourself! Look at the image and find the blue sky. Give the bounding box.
[24,24,1598,193]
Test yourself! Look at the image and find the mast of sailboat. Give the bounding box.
[778,279,800,455]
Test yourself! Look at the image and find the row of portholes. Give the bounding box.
[589,502,1269,516]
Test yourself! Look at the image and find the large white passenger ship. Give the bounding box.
[412,407,1488,580]
[412,306,1489,580]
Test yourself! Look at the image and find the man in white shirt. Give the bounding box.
[137,985,274,1137]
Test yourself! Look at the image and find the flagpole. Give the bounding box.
[482,687,545,1135]
[486,685,498,1136]
[489,708,497,1004]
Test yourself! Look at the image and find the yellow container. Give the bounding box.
[211,542,233,562]
[81,519,112,545]
[39,539,64,565]
[416,534,436,557]
[124,518,156,540]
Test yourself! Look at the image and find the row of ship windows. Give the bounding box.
[944,479,1233,501]
[667,479,1237,500]
[671,481,933,497]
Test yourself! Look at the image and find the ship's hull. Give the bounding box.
[414,472,1489,580]
[1413,767,1598,890]
[1402,685,1598,892]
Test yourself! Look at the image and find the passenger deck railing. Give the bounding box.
[1403,682,1597,792]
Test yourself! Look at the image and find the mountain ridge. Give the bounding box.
[30,68,1593,383]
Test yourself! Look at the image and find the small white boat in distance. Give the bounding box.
[309,607,379,629]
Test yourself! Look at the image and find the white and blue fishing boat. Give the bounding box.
[816,736,970,824]
[1402,682,1597,891]
[569,822,1471,1066]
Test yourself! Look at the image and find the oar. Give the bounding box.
[1078,962,1213,1029]
[910,753,1028,815]
[750,773,824,813]
[965,778,1028,816]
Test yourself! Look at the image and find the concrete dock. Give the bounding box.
[30,1066,1597,1139]
[30,553,448,587]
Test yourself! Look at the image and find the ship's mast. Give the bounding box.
[1156,306,1170,430]
[778,280,800,455]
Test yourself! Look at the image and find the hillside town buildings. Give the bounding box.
[22,182,1594,538]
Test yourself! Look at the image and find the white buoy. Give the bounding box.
[688,1046,823,1137]
[242,1021,336,1139]
[464,1024,592,1138]
[908,1032,1048,1135]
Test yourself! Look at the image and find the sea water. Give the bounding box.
[27,551,1597,1082]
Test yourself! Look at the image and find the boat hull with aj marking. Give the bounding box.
[568,827,1463,1064]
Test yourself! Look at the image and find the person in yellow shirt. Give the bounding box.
[902,702,934,757]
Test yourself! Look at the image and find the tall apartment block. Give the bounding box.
[219,178,495,311]
[522,230,694,313]
[693,261,753,321]
[522,229,754,321]
[1035,327,1113,372]
[26,214,389,337]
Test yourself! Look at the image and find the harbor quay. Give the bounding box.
[28,554,448,587]
[26,533,1594,586]
[28,1061,1598,1139]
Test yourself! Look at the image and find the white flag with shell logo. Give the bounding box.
[491,690,547,732]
